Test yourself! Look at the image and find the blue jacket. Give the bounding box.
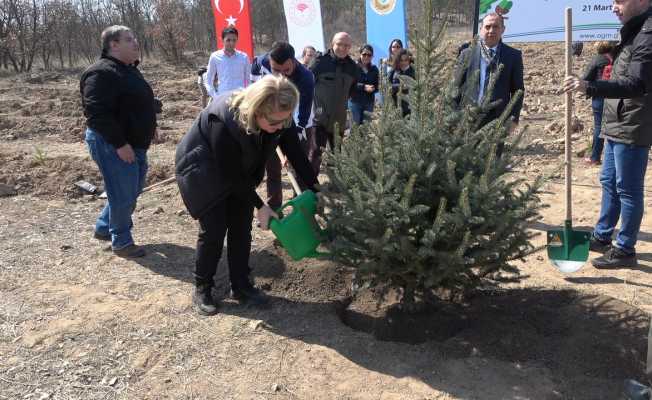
[250,54,314,129]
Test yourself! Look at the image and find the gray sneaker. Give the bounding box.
[193,284,219,316]
[592,247,637,269]
[231,282,270,307]
[589,235,611,254]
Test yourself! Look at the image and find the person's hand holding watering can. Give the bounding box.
[257,204,279,230]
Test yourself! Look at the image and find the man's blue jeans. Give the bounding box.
[594,140,650,253]
[349,100,374,125]
[85,129,148,250]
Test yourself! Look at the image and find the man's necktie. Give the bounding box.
[483,48,495,95]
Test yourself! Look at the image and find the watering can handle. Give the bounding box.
[308,249,331,259]
[273,199,295,216]
[275,147,302,195]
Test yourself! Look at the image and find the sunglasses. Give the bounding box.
[361,53,372,57]
[264,115,290,127]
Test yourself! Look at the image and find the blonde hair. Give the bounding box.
[229,75,299,133]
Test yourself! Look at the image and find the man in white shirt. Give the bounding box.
[204,26,249,99]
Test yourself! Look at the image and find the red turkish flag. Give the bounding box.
[211,0,254,59]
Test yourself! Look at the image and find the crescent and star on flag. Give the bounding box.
[215,0,243,26]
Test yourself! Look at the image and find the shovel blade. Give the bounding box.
[547,224,591,273]
[549,259,586,274]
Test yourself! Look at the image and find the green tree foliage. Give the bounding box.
[320,0,543,306]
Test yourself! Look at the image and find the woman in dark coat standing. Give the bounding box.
[382,38,403,76]
[389,49,415,117]
[175,75,318,315]
[581,41,615,165]
[349,44,379,125]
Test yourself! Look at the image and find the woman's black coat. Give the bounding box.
[175,95,317,219]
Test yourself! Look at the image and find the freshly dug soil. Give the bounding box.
[339,287,649,381]
[0,152,174,199]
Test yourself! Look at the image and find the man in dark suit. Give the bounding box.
[455,13,524,155]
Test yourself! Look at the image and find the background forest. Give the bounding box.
[0,0,475,72]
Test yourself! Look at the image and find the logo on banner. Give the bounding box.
[370,0,396,15]
[287,0,317,27]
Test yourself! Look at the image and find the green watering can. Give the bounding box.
[269,190,328,261]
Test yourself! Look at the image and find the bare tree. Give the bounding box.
[0,1,11,69]
[1,0,43,72]
[187,0,214,53]
[149,0,189,63]
[0,0,477,73]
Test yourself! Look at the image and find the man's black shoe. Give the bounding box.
[624,379,651,400]
[232,283,270,307]
[589,235,611,254]
[592,247,637,269]
[93,231,111,241]
[193,284,219,316]
[113,244,146,258]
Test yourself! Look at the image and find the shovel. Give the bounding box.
[547,7,590,273]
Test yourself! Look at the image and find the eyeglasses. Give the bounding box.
[264,115,289,127]
[361,53,372,57]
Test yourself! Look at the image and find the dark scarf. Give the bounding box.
[479,39,500,68]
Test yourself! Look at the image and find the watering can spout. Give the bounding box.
[269,191,329,261]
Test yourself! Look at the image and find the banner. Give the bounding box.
[478,0,621,42]
[283,0,325,53]
[365,0,407,67]
[211,0,254,58]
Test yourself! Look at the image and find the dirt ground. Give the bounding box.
[2,42,652,400]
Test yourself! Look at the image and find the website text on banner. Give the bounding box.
[366,0,408,67]
[211,0,254,58]
[478,0,621,42]
[283,0,325,53]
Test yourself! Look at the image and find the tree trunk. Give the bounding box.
[7,52,20,73]
[67,37,74,68]
[41,45,51,70]
[1,51,8,70]
[56,41,64,69]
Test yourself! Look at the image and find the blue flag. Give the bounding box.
[365,0,407,68]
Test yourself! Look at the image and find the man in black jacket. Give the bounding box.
[455,13,524,156]
[564,0,652,269]
[80,25,161,258]
[309,32,360,174]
